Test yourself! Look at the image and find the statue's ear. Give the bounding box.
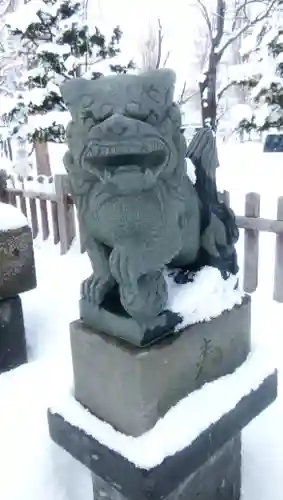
[139,68,177,107]
[60,78,95,115]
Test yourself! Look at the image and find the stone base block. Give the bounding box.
[48,367,277,500]
[0,295,27,373]
[71,295,251,436]
[80,295,182,347]
[91,435,241,500]
[0,224,36,299]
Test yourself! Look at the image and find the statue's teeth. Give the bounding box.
[85,141,163,159]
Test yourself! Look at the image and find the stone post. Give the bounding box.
[0,204,36,373]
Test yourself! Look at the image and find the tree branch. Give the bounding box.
[155,18,163,69]
[163,50,170,67]
[195,0,213,42]
[177,82,199,105]
[217,0,278,59]
[231,0,269,30]
[217,80,236,101]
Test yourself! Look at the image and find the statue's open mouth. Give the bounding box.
[83,139,168,176]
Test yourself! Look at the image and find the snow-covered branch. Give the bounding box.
[217,0,279,59]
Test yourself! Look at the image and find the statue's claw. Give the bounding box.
[81,273,114,304]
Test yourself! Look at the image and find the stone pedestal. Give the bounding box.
[48,365,277,500]
[71,296,251,436]
[0,295,27,373]
[91,435,241,500]
[0,224,36,299]
[0,217,37,372]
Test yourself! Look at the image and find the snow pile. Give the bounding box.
[230,104,253,125]
[0,360,92,500]
[0,201,28,231]
[50,347,276,470]
[28,111,71,134]
[167,266,243,328]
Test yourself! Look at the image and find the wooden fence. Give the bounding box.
[1,173,76,255]
[1,176,283,302]
[220,191,283,302]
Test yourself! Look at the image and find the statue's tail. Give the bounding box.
[186,127,239,276]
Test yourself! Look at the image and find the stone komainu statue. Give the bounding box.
[61,69,239,344]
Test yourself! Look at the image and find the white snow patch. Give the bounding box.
[37,43,71,56]
[28,111,71,132]
[230,104,253,125]
[185,157,196,183]
[167,267,243,328]
[0,201,28,231]
[50,347,276,470]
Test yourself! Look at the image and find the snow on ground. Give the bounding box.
[0,141,283,499]
[218,139,283,219]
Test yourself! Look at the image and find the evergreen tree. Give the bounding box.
[2,0,134,144]
[234,16,283,133]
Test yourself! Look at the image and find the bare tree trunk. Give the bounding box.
[195,0,278,131]
[199,53,218,130]
[35,141,51,176]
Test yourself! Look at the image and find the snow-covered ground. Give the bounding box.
[0,141,283,499]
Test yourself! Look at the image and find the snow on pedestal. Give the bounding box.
[49,347,275,470]
[71,266,249,437]
[0,201,28,232]
[167,266,243,329]
[0,202,36,299]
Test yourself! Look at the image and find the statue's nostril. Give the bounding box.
[109,123,128,136]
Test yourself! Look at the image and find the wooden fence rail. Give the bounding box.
[1,173,75,255]
[1,176,283,301]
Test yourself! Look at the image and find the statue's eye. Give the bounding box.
[81,110,112,124]
[81,111,95,123]
[146,110,159,125]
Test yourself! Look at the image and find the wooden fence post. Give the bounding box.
[40,199,49,240]
[218,190,230,207]
[273,197,283,302]
[51,201,60,245]
[0,170,9,203]
[35,141,52,176]
[54,174,76,254]
[29,198,39,238]
[243,192,260,293]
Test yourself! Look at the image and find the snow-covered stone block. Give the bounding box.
[70,295,251,437]
[0,203,36,299]
[0,295,27,373]
[48,349,277,499]
[91,435,241,500]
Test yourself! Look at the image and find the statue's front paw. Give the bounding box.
[81,274,114,304]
